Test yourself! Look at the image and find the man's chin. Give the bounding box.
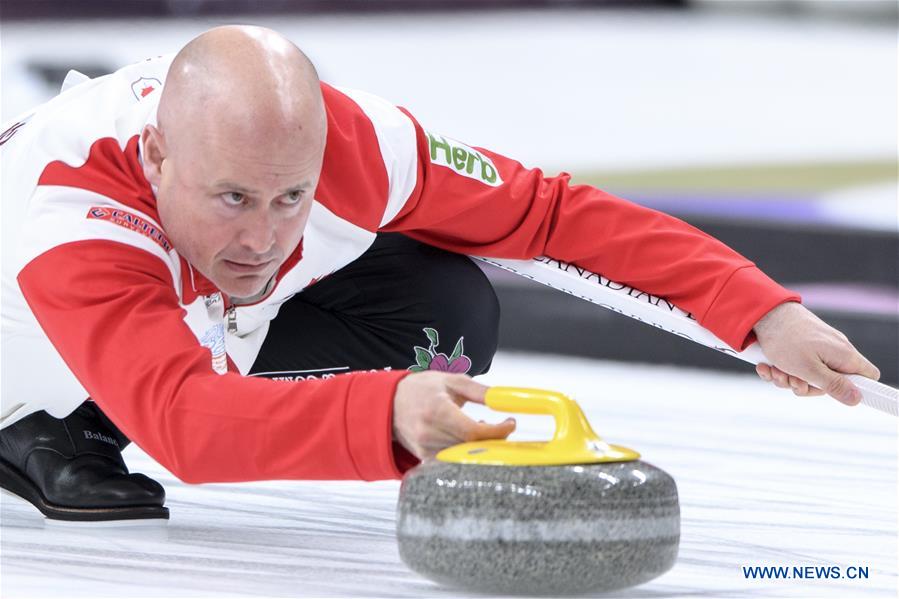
[215,274,271,300]
[209,260,280,299]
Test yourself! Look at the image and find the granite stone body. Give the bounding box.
[396,460,679,595]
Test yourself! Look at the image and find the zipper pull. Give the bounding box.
[226,305,237,334]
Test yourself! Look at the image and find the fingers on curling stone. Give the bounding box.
[447,375,488,405]
[468,417,516,442]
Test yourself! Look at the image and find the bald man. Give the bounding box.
[0,26,879,522]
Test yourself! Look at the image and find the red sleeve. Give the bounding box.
[17,240,417,484]
[381,114,799,351]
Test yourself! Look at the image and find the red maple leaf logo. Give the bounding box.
[140,85,155,98]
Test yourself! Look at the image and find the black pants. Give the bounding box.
[249,234,501,381]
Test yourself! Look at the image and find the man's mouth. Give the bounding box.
[223,259,274,274]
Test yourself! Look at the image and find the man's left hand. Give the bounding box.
[752,301,880,406]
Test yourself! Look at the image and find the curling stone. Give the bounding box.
[396,387,679,595]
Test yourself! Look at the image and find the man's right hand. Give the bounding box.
[392,372,516,460]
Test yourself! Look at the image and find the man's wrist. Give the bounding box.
[753,300,801,337]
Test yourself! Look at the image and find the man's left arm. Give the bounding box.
[378,114,879,404]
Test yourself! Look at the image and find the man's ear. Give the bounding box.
[141,125,166,187]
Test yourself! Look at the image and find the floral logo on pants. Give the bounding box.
[408,327,471,374]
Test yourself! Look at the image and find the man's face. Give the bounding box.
[147,124,324,299]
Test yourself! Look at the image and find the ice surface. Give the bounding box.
[2,352,896,598]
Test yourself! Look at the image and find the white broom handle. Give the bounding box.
[475,256,898,417]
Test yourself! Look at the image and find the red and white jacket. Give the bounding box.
[0,55,798,483]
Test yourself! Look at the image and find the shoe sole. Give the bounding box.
[0,457,169,522]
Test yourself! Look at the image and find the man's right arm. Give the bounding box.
[18,240,412,483]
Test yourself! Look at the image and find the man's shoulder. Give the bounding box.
[3,56,176,280]
[3,55,171,216]
[2,54,172,170]
[316,83,419,232]
[320,82,415,136]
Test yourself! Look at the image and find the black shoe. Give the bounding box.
[0,400,169,522]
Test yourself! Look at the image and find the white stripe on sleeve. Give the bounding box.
[334,87,419,229]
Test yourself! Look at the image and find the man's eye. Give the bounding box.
[284,190,303,204]
[222,192,245,205]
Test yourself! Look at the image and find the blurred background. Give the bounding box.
[2,0,896,383]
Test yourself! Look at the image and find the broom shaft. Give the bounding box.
[474,256,897,417]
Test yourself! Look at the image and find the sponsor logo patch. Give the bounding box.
[87,206,172,252]
[426,131,502,187]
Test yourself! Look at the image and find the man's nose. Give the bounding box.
[238,207,277,255]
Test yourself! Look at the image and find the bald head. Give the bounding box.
[142,26,327,299]
[158,25,325,158]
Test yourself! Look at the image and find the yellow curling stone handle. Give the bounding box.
[436,387,640,466]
